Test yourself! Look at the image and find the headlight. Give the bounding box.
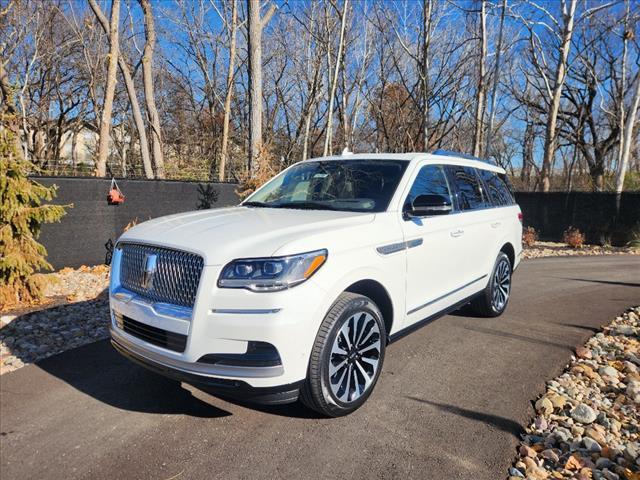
[218,249,328,292]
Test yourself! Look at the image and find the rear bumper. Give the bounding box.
[111,334,303,405]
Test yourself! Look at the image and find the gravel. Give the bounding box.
[509,306,640,480]
[523,242,640,260]
[0,265,110,375]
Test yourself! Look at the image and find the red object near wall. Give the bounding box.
[107,178,125,205]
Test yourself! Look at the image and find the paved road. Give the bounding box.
[1,256,639,480]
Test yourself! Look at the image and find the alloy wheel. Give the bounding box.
[492,258,511,311]
[328,312,382,403]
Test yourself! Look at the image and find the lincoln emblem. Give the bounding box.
[141,254,158,290]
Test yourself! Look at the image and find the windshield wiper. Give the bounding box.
[242,201,273,208]
[274,201,338,211]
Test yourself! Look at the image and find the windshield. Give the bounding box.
[244,160,409,212]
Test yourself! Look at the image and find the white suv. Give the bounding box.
[109,151,522,416]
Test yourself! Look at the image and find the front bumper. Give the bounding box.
[110,333,302,404]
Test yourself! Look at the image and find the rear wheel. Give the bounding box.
[301,292,386,417]
[470,252,512,317]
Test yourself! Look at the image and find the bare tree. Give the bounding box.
[323,0,348,156]
[217,0,238,182]
[89,0,154,178]
[616,55,640,192]
[139,0,164,178]
[93,0,120,177]
[247,0,276,173]
[472,0,487,157]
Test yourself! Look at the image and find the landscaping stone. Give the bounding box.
[509,306,640,479]
[522,242,639,260]
[0,265,110,375]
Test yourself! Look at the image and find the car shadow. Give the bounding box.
[406,397,523,438]
[35,338,231,418]
[3,294,313,419]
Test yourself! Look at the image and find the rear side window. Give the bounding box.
[479,169,515,206]
[404,165,452,209]
[447,166,489,211]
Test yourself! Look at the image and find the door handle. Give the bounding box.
[491,222,501,228]
[450,229,464,238]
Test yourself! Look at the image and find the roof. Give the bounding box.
[305,151,506,173]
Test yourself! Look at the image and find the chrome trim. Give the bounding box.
[376,238,423,255]
[110,326,284,378]
[118,242,204,308]
[210,308,282,314]
[111,286,193,321]
[407,274,488,315]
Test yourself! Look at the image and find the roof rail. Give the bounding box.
[431,149,495,165]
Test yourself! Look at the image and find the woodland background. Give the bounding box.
[2,0,640,192]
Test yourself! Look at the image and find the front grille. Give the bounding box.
[115,313,187,352]
[118,243,204,308]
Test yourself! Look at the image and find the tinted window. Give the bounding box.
[448,166,488,210]
[479,169,515,206]
[246,160,409,212]
[404,165,452,209]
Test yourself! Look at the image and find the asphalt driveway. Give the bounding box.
[1,256,639,480]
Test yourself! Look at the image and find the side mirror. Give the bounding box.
[405,194,452,218]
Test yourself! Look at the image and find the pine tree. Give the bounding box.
[0,124,68,309]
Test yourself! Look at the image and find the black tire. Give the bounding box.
[300,292,386,417]
[470,252,512,317]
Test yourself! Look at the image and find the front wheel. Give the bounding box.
[470,252,512,317]
[301,292,386,417]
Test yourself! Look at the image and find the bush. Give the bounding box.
[562,226,585,249]
[0,126,68,309]
[522,226,538,247]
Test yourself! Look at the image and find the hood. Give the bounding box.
[119,206,375,265]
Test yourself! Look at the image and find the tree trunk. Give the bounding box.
[248,0,262,172]
[323,0,349,157]
[616,70,640,193]
[217,0,238,182]
[472,0,487,158]
[93,0,120,177]
[139,0,164,178]
[484,0,506,158]
[539,0,577,192]
[90,0,154,179]
[422,0,432,151]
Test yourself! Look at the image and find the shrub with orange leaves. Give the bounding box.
[522,226,538,247]
[563,226,585,249]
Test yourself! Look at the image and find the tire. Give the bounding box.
[301,292,386,417]
[470,252,512,317]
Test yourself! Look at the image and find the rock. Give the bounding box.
[571,404,598,424]
[626,381,640,404]
[519,445,537,458]
[508,467,525,478]
[572,425,585,436]
[536,397,554,416]
[599,366,620,379]
[535,416,548,431]
[583,437,602,452]
[596,457,613,469]
[576,346,592,359]
[602,469,620,480]
[624,444,639,462]
[585,426,607,446]
[541,449,559,463]
[548,393,568,411]
[565,454,585,470]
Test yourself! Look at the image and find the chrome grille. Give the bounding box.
[118,243,204,308]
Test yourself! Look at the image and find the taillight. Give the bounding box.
[518,212,523,223]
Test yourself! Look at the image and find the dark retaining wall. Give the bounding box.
[514,192,640,246]
[34,177,239,269]
[32,178,640,269]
